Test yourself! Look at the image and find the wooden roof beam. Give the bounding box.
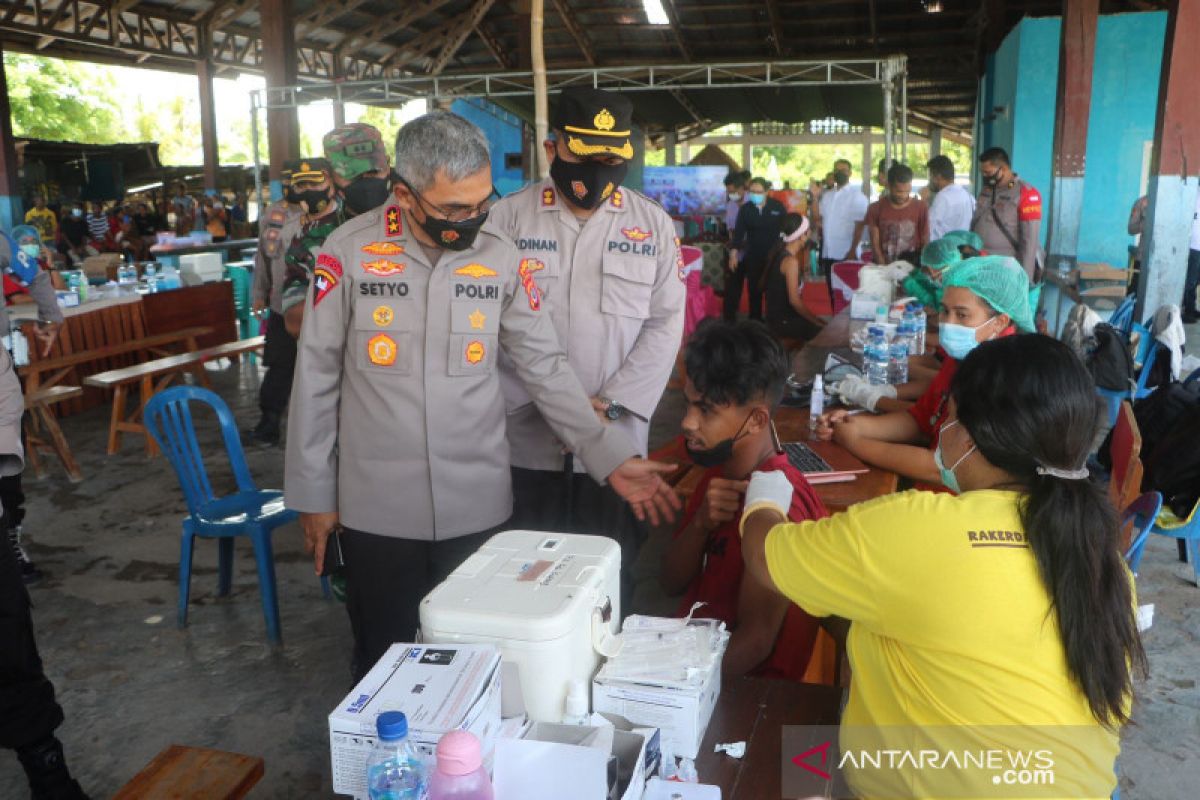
[764,0,784,56]
[334,0,455,55]
[659,0,692,62]
[427,0,496,75]
[295,0,373,39]
[475,19,514,70]
[550,0,597,66]
[379,16,462,72]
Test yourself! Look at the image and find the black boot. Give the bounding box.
[16,736,89,800]
[243,410,281,446]
[7,524,42,585]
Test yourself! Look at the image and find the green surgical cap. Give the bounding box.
[943,229,984,251]
[921,239,962,272]
[902,270,941,308]
[941,255,1035,332]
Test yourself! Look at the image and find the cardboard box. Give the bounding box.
[328,643,502,798]
[493,714,657,800]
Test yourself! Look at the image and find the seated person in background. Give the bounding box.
[740,334,1142,800]
[660,319,826,681]
[57,205,95,266]
[764,213,826,346]
[813,255,1034,486]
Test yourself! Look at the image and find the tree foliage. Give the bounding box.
[4,52,126,143]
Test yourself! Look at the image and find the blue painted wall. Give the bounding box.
[976,12,1167,267]
[450,98,525,196]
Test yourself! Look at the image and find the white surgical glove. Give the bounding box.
[886,260,916,283]
[837,374,897,411]
[739,470,794,537]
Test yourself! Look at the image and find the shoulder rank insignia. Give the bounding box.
[610,190,624,209]
[541,187,555,207]
[455,263,498,279]
[384,204,402,237]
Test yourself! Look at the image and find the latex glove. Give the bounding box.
[886,260,916,283]
[739,470,794,537]
[838,374,897,411]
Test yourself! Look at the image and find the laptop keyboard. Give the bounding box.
[783,442,834,474]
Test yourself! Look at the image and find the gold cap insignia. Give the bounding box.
[594,108,615,131]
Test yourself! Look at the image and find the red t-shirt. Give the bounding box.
[673,452,827,681]
[865,197,929,263]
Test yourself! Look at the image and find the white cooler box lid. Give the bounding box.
[421,530,619,644]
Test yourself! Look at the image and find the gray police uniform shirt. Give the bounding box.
[0,269,63,480]
[489,181,685,472]
[283,202,637,539]
[971,176,1044,281]
[252,200,302,314]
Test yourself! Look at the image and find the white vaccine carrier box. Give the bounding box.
[420,530,622,723]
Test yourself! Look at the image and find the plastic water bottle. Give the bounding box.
[909,303,927,356]
[427,730,494,800]
[874,304,889,325]
[888,337,909,385]
[808,374,824,441]
[864,326,890,386]
[366,711,426,800]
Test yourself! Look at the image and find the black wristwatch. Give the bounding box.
[603,398,624,421]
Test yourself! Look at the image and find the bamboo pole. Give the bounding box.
[531,0,549,178]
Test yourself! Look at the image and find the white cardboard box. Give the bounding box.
[591,625,725,763]
[493,715,657,800]
[328,643,502,798]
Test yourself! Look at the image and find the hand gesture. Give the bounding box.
[32,321,61,357]
[608,458,681,526]
[812,408,851,442]
[696,477,749,532]
[300,511,340,574]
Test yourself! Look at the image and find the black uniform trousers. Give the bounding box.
[257,311,297,416]
[341,522,506,682]
[722,256,767,322]
[0,508,63,750]
[510,466,644,619]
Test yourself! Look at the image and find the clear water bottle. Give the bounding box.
[808,374,824,441]
[367,711,426,800]
[427,730,494,800]
[888,337,909,385]
[909,303,927,357]
[864,325,890,386]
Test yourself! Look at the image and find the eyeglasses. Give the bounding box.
[399,176,499,223]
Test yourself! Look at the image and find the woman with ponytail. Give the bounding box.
[763,212,826,344]
[739,334,1144,798]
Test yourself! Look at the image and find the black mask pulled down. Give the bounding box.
[550,157,629,210]
[685,412,754,468]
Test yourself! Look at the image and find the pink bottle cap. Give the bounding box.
[436,730,482,777]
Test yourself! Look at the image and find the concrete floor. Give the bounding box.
[1,343,1198,798]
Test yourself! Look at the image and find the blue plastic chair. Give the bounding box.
[1150,497,1200,586]
[1108,295,1136,336]
[144,385,324,644]
[1122,491,1163,574]
[1097,323,1160,426]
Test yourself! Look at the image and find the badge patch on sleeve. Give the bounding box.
[518,258,545,311]
[312,254,343,307]
[367,334,397,366]
[1018,185,1042,221]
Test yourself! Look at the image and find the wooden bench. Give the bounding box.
[113,744,264,800]
[23,385,84,482]
[85,336,266,456]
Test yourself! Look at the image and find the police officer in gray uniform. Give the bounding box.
[0,239,87,798]
[489,88,685,612]
[284,112,680,678]
[971,147,1044,283]
[247,160,302,445]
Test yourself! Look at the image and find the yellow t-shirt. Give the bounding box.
[24,207,57,241]
[765,489,1123,799]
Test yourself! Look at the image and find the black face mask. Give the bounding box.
[415,209,488,252]
[284,185,303,205]
[550,156,628,210]
[834,171,850,187]
[685,412,754,468]
[983,171,1001,187]
[295,189,333,215]
[342,176,391,216]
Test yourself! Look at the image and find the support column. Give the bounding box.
[862,129,873,198]
[332,56,346,128]
[0,41,23,230]
[681,142,691,163]
[260,0,300,201]
[664,132,677,166]
[197,55,220,196]
[741,141,751,172]
[929,126,942,159]
[1138,0,1200,320]
[1044,0,1099,277]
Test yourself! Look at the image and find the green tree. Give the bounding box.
[3,52,125,142]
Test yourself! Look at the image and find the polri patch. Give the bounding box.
[465,340,486,364]
[367,333,397,366]
[312,254,343,307]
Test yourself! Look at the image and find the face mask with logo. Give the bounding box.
[748,192,766,206]
[342,176,391,216]
[938,315,998,361]
[295,188,334,215]
[415,209,488,252]
[933,420,976,493]
[550,156,628,210]
[685,412,754,468]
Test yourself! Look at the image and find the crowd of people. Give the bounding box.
[21,187,251,268]
[0,85,1157,798]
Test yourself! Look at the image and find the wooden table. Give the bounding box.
[113,744,263,799]
[697,678,847,800]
